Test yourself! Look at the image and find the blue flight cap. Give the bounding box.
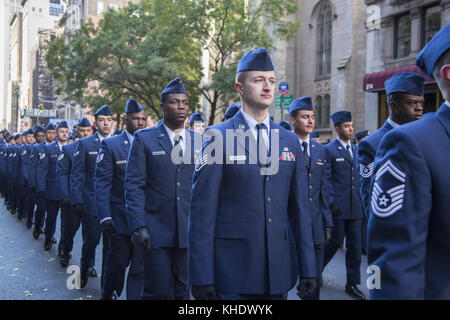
[113,128,122,135]
[278,121,292,131]
[44,122,56,131]
[288,96,313,115]
[189,112,204,124]
[224,104,240,119]
[355,130,369,140]
[331,111,352,126]
[384,72,425,96]
[310,131,320,139]
[78,117,91,127]
[160,77,187,98]
[125,98,144,114]
[14,134,20,140]
[21,130,27,136]
[237,48,274,73]
[95,104,113,117]
[34,126,44,134]
[416,23,450,78]
[57,121,69,129]
[26,128,34,135]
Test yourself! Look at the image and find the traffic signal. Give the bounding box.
[39,104,44,114]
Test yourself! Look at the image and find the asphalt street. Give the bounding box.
[0,201,370,300]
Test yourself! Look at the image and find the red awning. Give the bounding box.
[363,65,435,92]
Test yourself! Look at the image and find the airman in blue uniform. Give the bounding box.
[57,118,93,267]
[188,48,317,300]
[20,128,37,228]
[71,105,113,288]
[16,131,29,221]
[368,23,450,299]
[125,78,200,300]
[8,134,21,215]
[95,98,147,300]
[32,123,55,239]
[323,111,366,300]
[37,121,69,251]
[223,103,240,121]
[189,112,205,134]
[288,96,333,300]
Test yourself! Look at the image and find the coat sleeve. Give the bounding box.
[288,140,316,279]
[95,140,114,222]
[36,145,49,193]
[368,129,430,299]
[357,139,376,218]
[320,152,333,228]
[56,146,70,200]
[325,147,337,206]
[70,140,86,206]
[188,132,223,286]
[124,131,148,234]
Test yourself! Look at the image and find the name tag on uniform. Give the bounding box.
[116,160,127,165]
[89,151,98,155]
[336,158,344,162]
[229,155,246,161]
[152,151,165,156]
[50,154,57,158]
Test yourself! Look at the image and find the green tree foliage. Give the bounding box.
[46,0,298,124]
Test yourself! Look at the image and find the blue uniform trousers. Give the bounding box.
[323,218,362,285]
[102,233,145,300]
[142,247,189,300]
[44,199,60,241]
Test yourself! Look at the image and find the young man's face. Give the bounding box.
[77,126,93,139]
[290,110,315,136]
[236,71,276,110]
[191,121,205,134]
[10,138,16,145]
[335,121,354,141]
[57,128,69,143]
[95,115,113,136]
[26,134,35,144]
[45,130,56,142]
[35,132,45,143]
[161,93,189,127]
[125,110,147,135]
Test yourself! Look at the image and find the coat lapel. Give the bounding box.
[157,122,173,155]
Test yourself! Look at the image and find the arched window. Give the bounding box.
[316,4,332,79]
[315,96,323,128]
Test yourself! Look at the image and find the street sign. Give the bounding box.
[25,108,57,118]
[278,82,289,95]
[275,94,293,109]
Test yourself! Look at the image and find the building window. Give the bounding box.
[421,5,441,48]
[315,96,323,128]
[323,94,330,128]
[394,13,411,59]
[316,4,332,79]
[50,2,63,16]
[98,1,104,16]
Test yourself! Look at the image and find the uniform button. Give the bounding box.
[309,198,312,202]
[267,197,271,203]
[178,168,181,172]
[267,218,272,224]
[177,196,180,201]
[309,185,312,189]
[309,173,312,177]
[177,182,181,187]
[265,176,270,182]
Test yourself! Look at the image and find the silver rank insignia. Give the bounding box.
[195,154,208,172]
[40,153,45,160]
[360,162,374,178]
[74,150,79,157]
[371,160,406,218]
[57,154,64,161]
[97,153,104,163]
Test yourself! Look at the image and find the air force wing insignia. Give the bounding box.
[360,162,374,178]
[195,154,208,172]
[97,153,104,163]
[371,160,406,218]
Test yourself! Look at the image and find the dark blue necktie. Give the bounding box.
[302,141,310,170]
